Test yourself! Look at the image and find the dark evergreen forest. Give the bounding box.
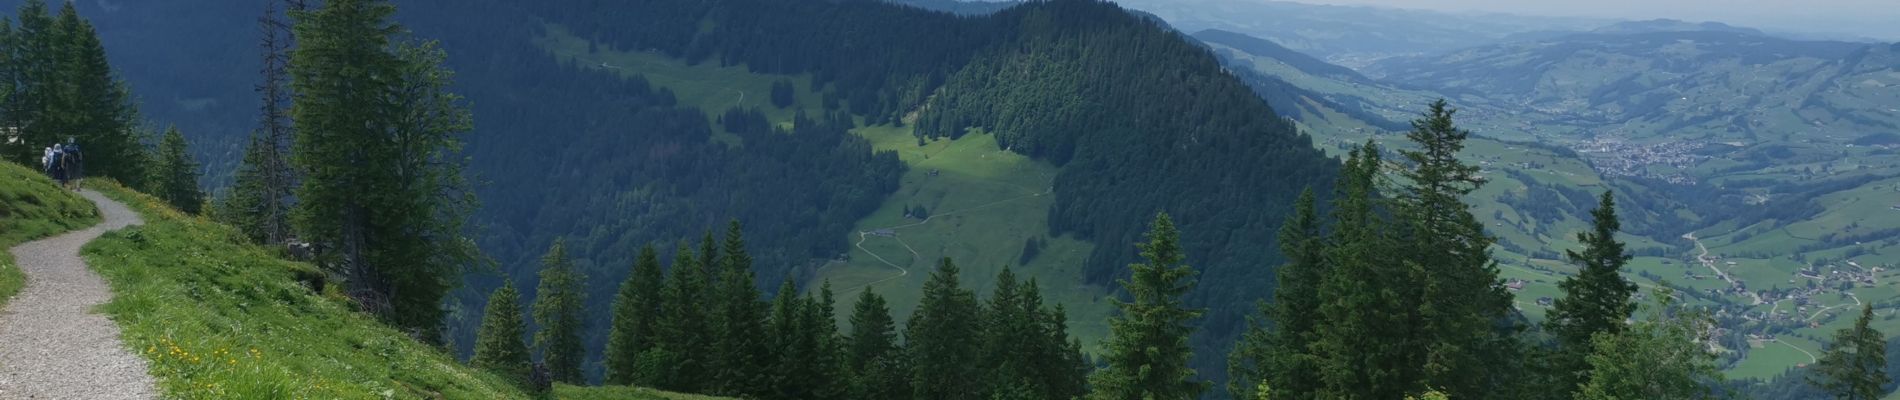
[538,0,1342,384]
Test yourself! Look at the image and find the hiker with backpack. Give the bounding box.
[46,143,66,187]
[62,138,82,190]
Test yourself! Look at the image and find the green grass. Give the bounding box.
[534,24,827,135]
[816,125,1115,351]
[1728,338,1815,380]
[83,181,530,399]
[553,384,732,400]
[0,161,99,307]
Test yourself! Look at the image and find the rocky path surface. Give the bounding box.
[0,190,156,399]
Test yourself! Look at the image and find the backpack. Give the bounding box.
[48,148,63,168]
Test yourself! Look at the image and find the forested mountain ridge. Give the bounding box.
[33,0,1342,388]
[536,0,1341,385]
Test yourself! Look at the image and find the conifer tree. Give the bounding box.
[154,126,203,214]
[981,266,1034,399]
[711,220,770,397]
[288,0,478,338]
[1044,303,1092,400]
[768,279,810,399]
[1544,191,1638,393]
[1313,143,1414,400]
[471,280,533,388]
[655,242,712,392]
[225,0,297,245]
[1089,213,1207,400]
[4,0,57,163]
[47,2,139,185]
[532,239,586,384]
[806,281,849,400]
[605,244,665,385]
[1811,305,1888,400]
[908,257,983,400]
[1230,188,1324,400]
[1397,100,1517,398]
[847,289,909,400]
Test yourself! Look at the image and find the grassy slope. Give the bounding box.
[0,161,100,307]
[83,181,531,399]
[535,24,827,136]
[818,126,1115,350]
[533,27,1118,349]
[79,180,731,398]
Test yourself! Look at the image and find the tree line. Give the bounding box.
[0,0,184,197]
[471,221,1091,400]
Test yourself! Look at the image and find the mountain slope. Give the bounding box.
[38,0,1343,388]
[1214,23,1900,381]
[529,0,1341,385]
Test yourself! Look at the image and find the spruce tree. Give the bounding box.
[980,266,1034,399]
[1544,191,1638,393]
[655,242,712,392]
[711,220,771,397]
[5,0,57,163]
[1397,100,1517,398]
[48,3,139,186]
[289,0,479,339]
[1089,213,1207,400]
[225,0,297,245]
[807,281,849,400]
[154,126,203,214]
[605,244,665,385]
[1230,188,1324,400]
[532,239,586,384]
[768,279,811,399]
[908,257,983,400]
[471,281,533,388]
[847,289,909,400]
[1811,305,1888,400]
[1313,143,1414,400]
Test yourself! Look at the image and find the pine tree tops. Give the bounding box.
[471,280,533,389]
[1812,305,1889,400]
[1544,191,1639,392]
[532,239,586,384]
[604,244,665,386]
[1091,213,1207,400]
[908,257,984,400]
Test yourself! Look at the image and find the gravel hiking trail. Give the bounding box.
[0,190,156,399]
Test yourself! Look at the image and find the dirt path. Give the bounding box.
[0,190,156,399]
[1683,232,1764,305]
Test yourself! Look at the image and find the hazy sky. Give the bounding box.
[1285,0,1900,40]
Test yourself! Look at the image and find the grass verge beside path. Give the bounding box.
[81,181,736,399]
[83,181,528,399]
[0,161,100,308]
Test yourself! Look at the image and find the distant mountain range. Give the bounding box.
[1112,0,1610,67]
[1368,30,1900,143]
